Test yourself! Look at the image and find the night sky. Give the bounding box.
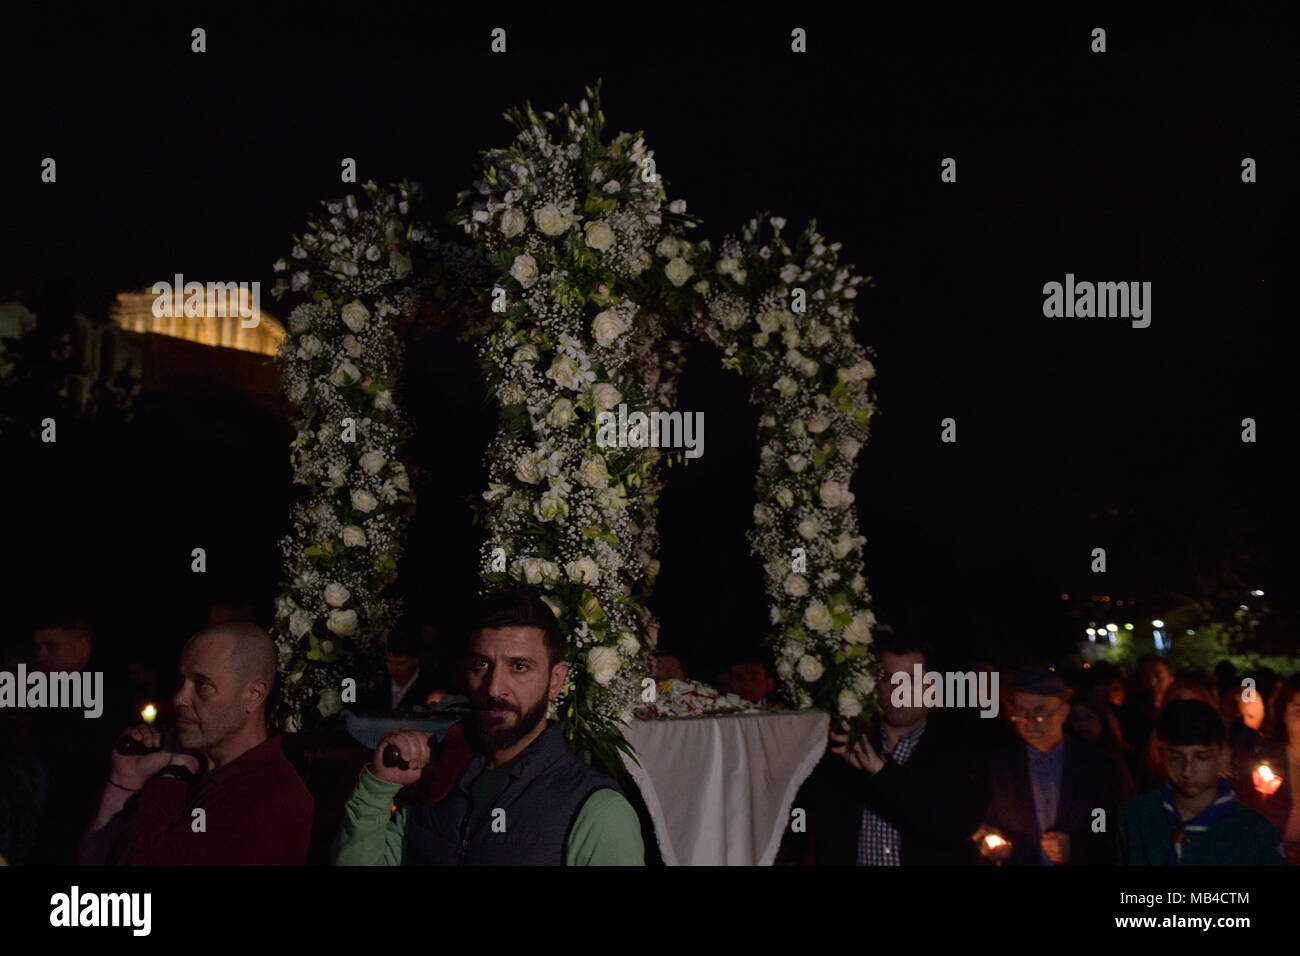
[2,6,1295,680]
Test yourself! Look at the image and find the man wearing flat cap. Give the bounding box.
[977,666,1132,865]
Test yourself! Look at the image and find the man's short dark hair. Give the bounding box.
[1157,699,1225,747]
[470,588,565,669]
[871,627,930,670]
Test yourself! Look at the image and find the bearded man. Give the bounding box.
[333,587,644,865]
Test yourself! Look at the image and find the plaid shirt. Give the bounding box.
[857,722,927,866]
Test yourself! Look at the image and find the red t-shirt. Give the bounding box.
[109,735,313,866]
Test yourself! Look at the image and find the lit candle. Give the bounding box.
[1253,762,1283,796]
[984,834,1007,849]
[141,704,157,725]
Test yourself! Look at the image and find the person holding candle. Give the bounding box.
[1249,675,1300,864]
[1118,699,1285,866]
[78,621,313,865]
[980,667,1131,865]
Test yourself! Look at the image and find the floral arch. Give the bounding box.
[270,85,880,769]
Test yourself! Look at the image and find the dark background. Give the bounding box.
[1,5,1295,686]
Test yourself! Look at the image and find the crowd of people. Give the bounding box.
[1,589,1297,866]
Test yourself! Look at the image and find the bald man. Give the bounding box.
[79,623,313,865]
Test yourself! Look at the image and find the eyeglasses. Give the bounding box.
[1009,701,1065,724]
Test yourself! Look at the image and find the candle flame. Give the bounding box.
[984,834,1007,848]
[141,704,157,724]
[1258,764,1275,783]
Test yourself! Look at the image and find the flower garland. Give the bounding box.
[642,215,882,721]
[452,84,688,770]
[269,181,436,732]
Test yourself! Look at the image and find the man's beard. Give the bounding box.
[467,693,550,753]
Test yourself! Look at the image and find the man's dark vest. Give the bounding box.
[403,720,622,865]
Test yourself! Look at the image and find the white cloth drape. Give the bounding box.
[621,710,830,865]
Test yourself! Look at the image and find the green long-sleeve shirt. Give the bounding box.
[332,766,645,866]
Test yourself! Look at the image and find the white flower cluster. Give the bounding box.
[650,215,881,719]
[455,88,668,748]
[271,181,430,730]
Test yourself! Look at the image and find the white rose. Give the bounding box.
[840,437,862,459]
[831,531,867,559]
[854,671,877,695]
[324,582,350,607]
[851,574,867,594]
[547,398,575,428]
[591,309,628,347]
[540,560,561,582]
[289,610,312,638]
[482,483,509,502]
[618,632,640,657]
[329,361,361,386]
[783,328,801,348]
[797,517,820,540]
[318,687,343,717]
[351,489,379,513]
[297,335,322,358]
[787,455,808,474]
[510,253,539,288]
[843,611,874,645]
[546,354,583,390]
[515,557,544,585]
[515,453,542,484]
[819,480,855,509]
[775,487,795,508]
[591,383,622,411]
[390,251,412,278]
[359,450,386,474]
[753,332,770,347]
[533,490,568,522]
[578,457,610,489]
[797,655,824,683]
[501,206,526,238]
[774,376,798,398]
[341,301,370,332]
[322,463,346,488]
[807,414,830,434]
[584,220,615,251]
[784,574,810,597]
[341,525,367,548]
[533,204,569,236]
[342,334,363,358]
[326,609,358,637]
[512,344,539,366]
[664,257,693,286]
[655,236,681,258]
[804,600,833,632]
[630,248,652,274]
[837,691,863,718]
[392,471,410,492]
[374,390,394,411]
[587,646,621,685]
[566,556,600,585]
[756,310,781,333]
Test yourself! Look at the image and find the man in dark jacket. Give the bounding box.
[333,588,643,865]
[796,632,990,865]
[979,667,1132,865]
